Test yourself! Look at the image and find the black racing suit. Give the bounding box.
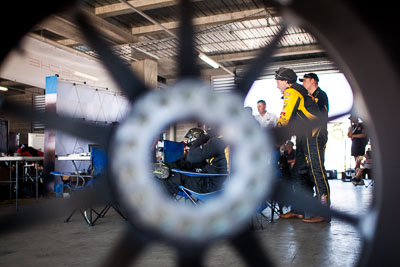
[277,83,330,214]
[311,87,330,205]
[312,87,329,153]
[161,133,229,195]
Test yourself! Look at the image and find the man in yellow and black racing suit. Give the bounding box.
[275,67,330,223]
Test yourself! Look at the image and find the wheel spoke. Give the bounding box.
[0,176,111,235]
[75,11,149,102]
[177,0,200,78]
[235,25,287,97]
[230,229,274,267]
[100,227,152,267]
[177,245,206,267]
[0,1,75,64]
[1,99,112,144]
[270,111,351,145]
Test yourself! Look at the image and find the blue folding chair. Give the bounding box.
[57,145,105,226]
[89,144,127,221]
[178,185,222,205]
[172,168,228,205]
[163,140,184,163]
[60,145,126,226]
[173,168,278,227]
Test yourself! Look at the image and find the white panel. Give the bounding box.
[75,85,97,120]
[55,131,75,156]
[102,93,119,123]
[0,35,119,91]
[95,91,107,123]
[115,97,130,121]
[85,90,102,121]
[54,80,129,173]
[56,82,79,117]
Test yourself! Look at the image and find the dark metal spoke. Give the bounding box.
[177,245,206,267]
[100,227,153,267]
[75,11,149,102]
[0,1,76,64]
[0,176,111,235]
[1,99,112,144]
[177,0,200,78]
[270,111,351,145]
[230,229,274,267]
[274,180,360,226]
[235,26,287,97]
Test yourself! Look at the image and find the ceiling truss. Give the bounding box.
[28,0,329,80]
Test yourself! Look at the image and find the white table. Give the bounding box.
[57,154,91,172]
[57,154,91,161]
[0,156,44,211]
[56,154,91,187]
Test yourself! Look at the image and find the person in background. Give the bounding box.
[283,141,296,170]
[278,140,296,213]
[300,73,329,119]
[300,72,329,159]
[274,67,330,223]
[254,100,277,128]
[300,73,331,223]
[352,149,372,185]
[157,128,229,196]
[348,114,368,169]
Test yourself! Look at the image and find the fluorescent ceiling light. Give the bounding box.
[0,86,8,91]
[199,53,219,69]
[74,71,99,81]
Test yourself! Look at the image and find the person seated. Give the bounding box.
[352,150,372,186]
[280,141,295,175]
[157,127,229,197]
[278,140,296,213]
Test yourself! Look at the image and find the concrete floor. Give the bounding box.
[0,179,373,267]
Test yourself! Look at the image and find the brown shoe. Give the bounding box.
[279,212,304,219]
[302,216,325,223]
[279,212,296,219]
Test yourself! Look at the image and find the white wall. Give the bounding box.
[28,133,44,151]
[0,35,119,91]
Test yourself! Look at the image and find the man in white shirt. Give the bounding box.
[254,100,277,128]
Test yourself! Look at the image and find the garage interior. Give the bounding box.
[0,0,398,266]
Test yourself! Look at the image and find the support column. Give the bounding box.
[44,75,58,196]
[131,59,158,89]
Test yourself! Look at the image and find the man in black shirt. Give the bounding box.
[300,73,329,120]
[300,73,331,223]
[300,72,329,157]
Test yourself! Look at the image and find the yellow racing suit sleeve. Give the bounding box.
[276,88,301,127]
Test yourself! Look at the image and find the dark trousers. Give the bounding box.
[304,129,330,204]
[290,129,330,215]
[306,130,330,200]
[290,137,314,215]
